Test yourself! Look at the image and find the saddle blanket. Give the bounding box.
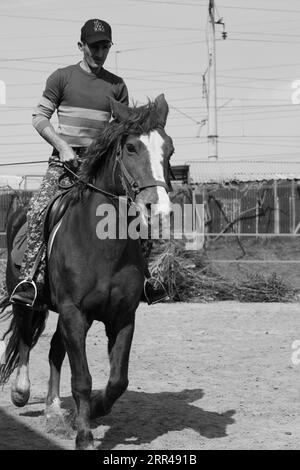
[11,219,63,268]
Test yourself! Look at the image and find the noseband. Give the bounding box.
[113,141,170,203]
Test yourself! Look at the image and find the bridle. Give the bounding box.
[112,139,170,203]
[59,133,171,205]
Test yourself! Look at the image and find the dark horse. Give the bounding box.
[0,94,174,449]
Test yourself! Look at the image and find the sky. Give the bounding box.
[0,0,300,185]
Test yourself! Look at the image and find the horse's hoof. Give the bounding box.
[11,387,30,407]
[77,444,95,451]
[75,431,94,450]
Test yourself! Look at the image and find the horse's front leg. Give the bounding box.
[59,305,93,450]
[90,316,135,419]
[45,322,68,433]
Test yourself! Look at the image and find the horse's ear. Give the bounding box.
[155,93,169,128]
[109,97,131,122]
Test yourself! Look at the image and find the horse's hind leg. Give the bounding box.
[90,317,135,419]
[11,337,31,407]
[58,305,93,450]
[10,304,48,407]
[11,306,34,407]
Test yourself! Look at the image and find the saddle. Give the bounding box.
[11,190,73,268]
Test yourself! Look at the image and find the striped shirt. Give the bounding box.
[32,62,129,147]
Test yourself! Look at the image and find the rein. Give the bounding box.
[57,137,170,204]
[59,162,121,201]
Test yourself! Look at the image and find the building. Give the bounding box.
[184,160,300,235]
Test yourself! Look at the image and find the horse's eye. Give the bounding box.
[126,143,136,154]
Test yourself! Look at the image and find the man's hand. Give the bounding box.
[59,145,77,163]
[40,126,78,166]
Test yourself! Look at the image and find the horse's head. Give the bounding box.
[110,94,174,222]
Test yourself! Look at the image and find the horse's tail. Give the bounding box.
[0,306,48,385]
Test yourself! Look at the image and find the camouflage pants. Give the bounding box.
[20,162,64,283]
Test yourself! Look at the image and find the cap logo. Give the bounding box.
[93,19,105,32]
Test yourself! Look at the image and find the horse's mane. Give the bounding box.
[78,99,163,184]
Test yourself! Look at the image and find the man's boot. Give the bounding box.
[10,279,37,307]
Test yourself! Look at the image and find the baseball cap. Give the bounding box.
[81,19,112,44]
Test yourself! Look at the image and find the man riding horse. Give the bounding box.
[10,18,167,307]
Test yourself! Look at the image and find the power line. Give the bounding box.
[171,104,299,110]
[220,135,300,138]
[0,39,205,64]
[219,83,291,92]
[0,142,47,146]
[219,107,300,117]
[219,112,300,123]
[0,66,52,73]
[218,75,294,83]
[218,5,300,14]
[0,14,80,23]
[218,140,300,149]
[0,14,201,31]
[0,54,78,62]
[0,160,48,167]
[220,62,300,73]
[131,0,204,5]
[115,40,205,53]
[0,123,33,126]
[227,37,300,44]
[0,106,33,110]
[230,30,300,39]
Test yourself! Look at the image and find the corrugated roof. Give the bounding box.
[187,160,300,184]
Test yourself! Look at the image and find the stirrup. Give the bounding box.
[144,277,169,305]
[10,279,38,308]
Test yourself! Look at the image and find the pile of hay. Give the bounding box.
[149,241,297,302]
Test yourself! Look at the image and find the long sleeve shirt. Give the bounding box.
[32,62,129,147]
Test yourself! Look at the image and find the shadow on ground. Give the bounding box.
[64,388,236,450]
[4,388,235,450]
[0,407,63,450]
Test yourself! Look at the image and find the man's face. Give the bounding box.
[79,40,111,70]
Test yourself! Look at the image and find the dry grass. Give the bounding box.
[149,238,299,303]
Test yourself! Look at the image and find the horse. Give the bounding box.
[0,94,174,450]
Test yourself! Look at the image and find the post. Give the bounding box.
[255,199,259,240]
[207,0,218,161]
[291,180,296,234]
[274,180,280,235]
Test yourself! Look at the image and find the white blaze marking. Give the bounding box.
[139,131,170,216]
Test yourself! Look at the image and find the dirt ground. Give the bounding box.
[0,301,299,450]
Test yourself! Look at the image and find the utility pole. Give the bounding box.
[207,0,218,161]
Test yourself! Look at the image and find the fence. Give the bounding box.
[1,179,300,249]
[192,179,300,236]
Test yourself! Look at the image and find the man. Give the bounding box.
[10,18,167,306]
